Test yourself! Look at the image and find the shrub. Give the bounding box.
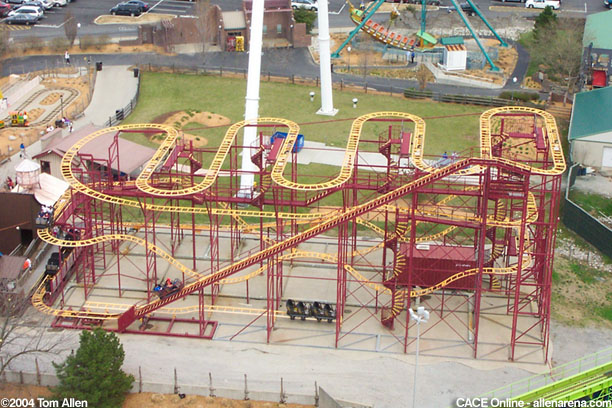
[498,91,540,102]
[293,9,317,33]
[53,328,134,408]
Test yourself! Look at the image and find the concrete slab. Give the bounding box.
[82,65,138,127]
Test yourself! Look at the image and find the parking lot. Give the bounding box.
[2,0,197,31]
[2,0,605,39]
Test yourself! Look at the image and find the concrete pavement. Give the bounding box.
[80,65,139,127]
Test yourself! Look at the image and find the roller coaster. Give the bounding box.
[33,106,564,361]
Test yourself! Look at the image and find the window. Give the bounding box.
[277,24,282,34]
[41,161,50,174]
[263,25,267,34]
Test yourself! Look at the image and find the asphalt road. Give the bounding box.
[5,0,607,41]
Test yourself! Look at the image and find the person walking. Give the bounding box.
[64,50,70,65]
[410,50,415,64]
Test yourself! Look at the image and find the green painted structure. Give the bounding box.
[569,86,612,141]
[473,347,612,407]
[583,10,612,50]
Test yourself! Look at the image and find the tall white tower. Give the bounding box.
[316,0,338,116]
[239,0,266,195]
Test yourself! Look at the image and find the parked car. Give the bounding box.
[603,0,610,7]
[525,0,560,8]
[20,1,44,12]
[8,5,42,19]
[0,2,12,17]
[22,0,51,10]
[6,0,24,4]
[458,2,477,15]
[124,0,148,11]
[50,0,66,6]
[291,0,318,11]
[110,2,142,15]
[4,12,37,24]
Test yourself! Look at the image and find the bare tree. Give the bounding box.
[533,18,584,102]
[64,11,78,48]
[194,0,212,63]
[0,292,70,378]
[415,64,431,90]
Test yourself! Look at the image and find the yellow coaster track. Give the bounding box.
[32,107,565,324]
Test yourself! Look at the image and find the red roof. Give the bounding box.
[34,125,156,175]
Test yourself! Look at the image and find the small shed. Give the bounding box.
[443,44,467,71]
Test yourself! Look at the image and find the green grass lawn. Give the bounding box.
[124,72,484,157]
[568,191,612,218]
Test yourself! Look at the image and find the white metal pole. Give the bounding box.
[239,0,266,195]
[316,0,338,116]
[413,319,420,408]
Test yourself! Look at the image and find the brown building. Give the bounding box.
[243,0,294,48]
[136,1,310,52]
[0,192,39,254]
[33,125,157,180]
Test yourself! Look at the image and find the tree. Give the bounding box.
[293,9,316,34]
[533,6,556,39]
[53,328,134,408]
[415,64,431,90]
[531,18,583,100]
[0,293,67,379]
[63,11,78,48]
[194,0,212,62]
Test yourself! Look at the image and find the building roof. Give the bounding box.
[15,159,40,172]
[569,87,612,141]
[583,10,612,50]
[0,256,26,282]
[12,173,70,206]
[223,11,246,30]
[34,124,156,175]
[440,36,464,46]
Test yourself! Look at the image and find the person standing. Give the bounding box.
[410,50,415,64]
[64,50,70,65]
[19,142,25,158]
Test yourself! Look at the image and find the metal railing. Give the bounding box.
[476,347,612,401]
[106,72,141,127]
[404,88,545,108]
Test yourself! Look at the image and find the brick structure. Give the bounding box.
[136,1,311,52]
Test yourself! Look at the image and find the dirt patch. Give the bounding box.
[25,108,44,123]
[552,256,612,329]
[125,392,313,408]
[0,384,52,399]
[5,44,168,60]
[153,110,232,148]
[95,13,177,25]
[0,384,314,408]
[0,71,91,160]
[0,126,45,159]
[40,92,62,106]
[320,34,516,84]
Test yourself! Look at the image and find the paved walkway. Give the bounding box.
[80,65,138,127]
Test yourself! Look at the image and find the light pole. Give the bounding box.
[409,306,429,408]
[347,46,351,72]
[60,95,64,119]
